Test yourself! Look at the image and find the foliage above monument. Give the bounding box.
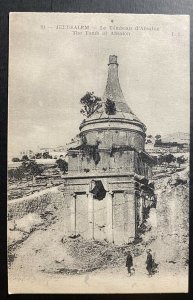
[105,98,116,115]
[69,134,101,165]
[80,92,102,117]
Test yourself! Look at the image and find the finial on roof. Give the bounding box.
[108,55,118,65]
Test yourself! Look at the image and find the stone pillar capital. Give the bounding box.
[71,192,77,198]
[108,190,114,196]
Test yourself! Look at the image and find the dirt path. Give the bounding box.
[8,224,188,294]
[9,263,188,293]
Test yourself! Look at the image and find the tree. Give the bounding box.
[35,152,42,159]
[176,156,186,167]
[12,157,20,162]
[105,98,116,115]
[146,139,152,144]
[8,160,43,181]
[21,155,29,161]
[43,151,52,159]
[21,160,43,177]
[155,134,161,141]
[56,158,68,173]
[8,169,16,180]
[157,155,164,165]
[13,167,24,180]
[8,167,24,181]
[163,154,176,165]
[80,92,102,117]
[151,155,159,165]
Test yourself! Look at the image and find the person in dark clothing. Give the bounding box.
[146,249,153,276]
[126,251,133,276]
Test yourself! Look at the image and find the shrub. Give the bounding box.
[80,92,102,117]
[12,157,20,162]
[56,159,68,173]
[105,98,116,115]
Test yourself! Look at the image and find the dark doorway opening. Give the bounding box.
[90,180,106,200]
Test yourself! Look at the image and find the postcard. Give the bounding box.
[8,12,189,293]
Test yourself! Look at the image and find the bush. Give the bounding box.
[154,154,176,166]
[43,152,52,159]
[176,156,186,167]
[8,160,43,181]
[35,153,42,159]
[21,155,29,161]
[56,159,68,173]
[105,98,116,115]
[80,92,102,117]
[164,154,176,165]
[22,160,43,176]
[12,157,20,162]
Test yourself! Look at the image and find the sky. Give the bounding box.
[8,13,190,157]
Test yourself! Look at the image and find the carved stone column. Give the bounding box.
[106,191,114,243]
[88,192,94,239]
[127,191,136,242]
[139,196,144,225]
[70,193,76,235]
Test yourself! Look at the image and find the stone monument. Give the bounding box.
[63,55,155,245]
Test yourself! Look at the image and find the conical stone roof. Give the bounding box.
[80,55,146,133]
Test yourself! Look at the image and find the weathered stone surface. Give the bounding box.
[8,187,65,220]
[64,56,154,244]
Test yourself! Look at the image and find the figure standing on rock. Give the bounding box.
[146,249,153,276]
[126,251,134,276]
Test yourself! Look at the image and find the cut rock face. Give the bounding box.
[13,213,44,234]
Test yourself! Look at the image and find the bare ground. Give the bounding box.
[8,168,189,293]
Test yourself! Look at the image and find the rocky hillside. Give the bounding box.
[8,166,189,279]
[162,132,189,144]
[154,167,189,267]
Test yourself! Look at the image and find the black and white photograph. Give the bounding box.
[8,12,189,293]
